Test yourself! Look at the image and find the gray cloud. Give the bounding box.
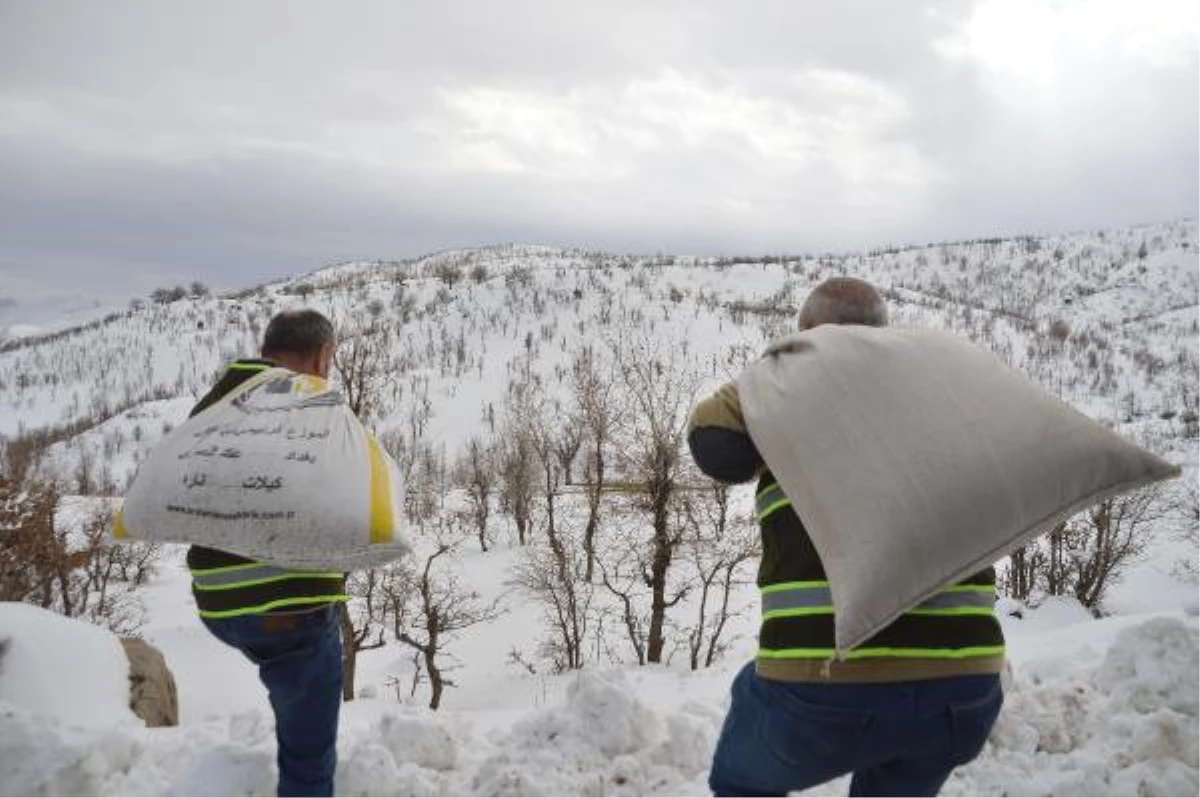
[0,0,1195,304]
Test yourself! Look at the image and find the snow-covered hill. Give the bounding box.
[0,220,1197,796]
[3,223,1197,448]
[0,293,121,341]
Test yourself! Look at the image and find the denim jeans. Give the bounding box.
[709,661,1003,797]
[202,605,344,797]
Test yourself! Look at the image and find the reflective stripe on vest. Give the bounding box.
[754,483,1003,661]
[759,580,1002,660]
[758,645,1007,660]
[756,482,792,522]
[191,562,344,592]
[761,580,997,621]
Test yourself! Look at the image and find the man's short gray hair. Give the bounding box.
[797,278,888,330]
[261,309,335,357]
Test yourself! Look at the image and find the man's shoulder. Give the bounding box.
[689,381,745,433]
[189,358,275,417]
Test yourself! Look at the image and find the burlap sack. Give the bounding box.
[737,326,1179,654]
[116,368,409,570]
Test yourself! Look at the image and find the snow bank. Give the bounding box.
[467,670,719,796]
[0,608,1195,796]
[0,704,277,797]
[0,603,134,727]
[947,616,1199,797]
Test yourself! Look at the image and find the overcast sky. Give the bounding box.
[0,0,1196,305]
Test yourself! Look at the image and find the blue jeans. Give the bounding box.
[202,605,344,797]
[709,662,1003,797]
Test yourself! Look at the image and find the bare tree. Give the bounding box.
[571,345,617,581]
[1069,489,1164,609]
[1042,521,1075,599]
[0,479,70,608]
[333,322,396,423]
[511,407,595,670]
[339,569,388,701]
[72,509,145,636]
[405,441,447,527]
[1171,480,1198,580]
[679,481,759,669]
[597,519,649,667]
[1001,488,1166,612]
[110,539,163,586]
[0,483,145,635]
[497,423,537,546]
[330,320,399,698]
[384,527,503,709]
[613,339,700,663]
[552,413,583,487]
[455,436,496,552]
[999,544,1044,603]
[512,536,594,671]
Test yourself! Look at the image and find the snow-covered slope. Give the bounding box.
[0,294,121,341]
[4,222,1196,481]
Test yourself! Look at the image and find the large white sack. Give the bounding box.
[115,367,409,570]
[736,325,1180,655]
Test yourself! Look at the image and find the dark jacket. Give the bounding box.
[186,359,348,618]
[688,381,1005,682]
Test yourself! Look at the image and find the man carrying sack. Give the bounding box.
[184,309,347,797]
[691,275,1177,797]
[119,306,412,794]
[691,279,1004,797]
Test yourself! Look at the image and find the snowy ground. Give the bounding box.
[1,545,1196,797]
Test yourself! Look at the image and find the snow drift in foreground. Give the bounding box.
[946,617,1199,798]
[0,604,1196,797]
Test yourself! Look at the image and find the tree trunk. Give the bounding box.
[515,498,529,546]
[583,448,604,582]
[425,637,442,710]
[689,578,711,671]
[339,604,356,701]
[646,488,672,664]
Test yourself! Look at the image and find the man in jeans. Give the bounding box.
[689,279,1004,796]
[188,309,348,797]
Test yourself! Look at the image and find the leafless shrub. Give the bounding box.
[434,261,463,288]
[597,516,650,666]
[497,415,537,547]
[0,483,145,635]
[610,338,700,663]
[0,479,69,607]
[1170,480,1198,580]
[511,526,595,672]
[1048,319,1071,343]
[1000,543,1046,604]
[109,540,163,586]
[454,436,496,552]
[383,521,503,709]
[339,568,389,701]
[678,482,759,669]
[1000,487,1167,612]
[333,321,396,423]
[510,405,596,671]
[571,345,617,581]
